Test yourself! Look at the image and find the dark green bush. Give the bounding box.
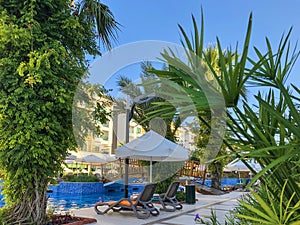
[155,176,175,194]
[62,174,99,182]
[176,191,185,202]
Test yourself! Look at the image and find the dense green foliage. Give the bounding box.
[0,0,118,224]
[155,176,175,194]
[62,174,99,182]
[175,190,185,202]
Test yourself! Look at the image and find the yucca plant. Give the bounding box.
[234,181,300,225]
[228,30,300,208]
[194,209,222,225]
[194,209,237,225]
[142,9,300,224]
[229,84,300,206]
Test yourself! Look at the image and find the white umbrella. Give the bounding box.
[224,159,251,172]
[76,154,107,174]
[224,159,262,172]
[107,169,118,175]
[64,159,75,164]
[224,159,248,183]
[224,159,262,182]
[77,154,106,164]
[63,167,73,174]
[66,154,77,160]
[102,154,117,162]
[115,130,189,183]
[93,169,103,175]
[251,161,262,172]
[81,168,89,174]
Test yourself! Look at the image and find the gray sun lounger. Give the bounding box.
[157,181,183,212]
[94,183,159,219]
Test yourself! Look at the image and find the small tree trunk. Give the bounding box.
[189,160,194,177]
[201,166,207,185]
[211,162,222,190]
[5,178,49,225]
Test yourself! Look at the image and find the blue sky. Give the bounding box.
[94,0,300,94]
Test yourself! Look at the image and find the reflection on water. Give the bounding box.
[0,183,139,212]
[48,191,133,212]
[48,193,101,212]
[0,189,131,212]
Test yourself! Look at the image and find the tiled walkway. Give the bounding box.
[73,191,245,225]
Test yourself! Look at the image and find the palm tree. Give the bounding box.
[73,0,119,50]
[115,62,181,141]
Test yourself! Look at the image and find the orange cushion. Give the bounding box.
[108,199,136,207]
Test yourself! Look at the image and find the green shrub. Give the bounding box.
[155,176,175,194]
[176,191,185,202]
[62,174,99,182]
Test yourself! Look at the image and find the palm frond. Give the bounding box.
[78,0,119,50]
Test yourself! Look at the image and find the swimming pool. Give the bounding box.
[46,180,145,211]
[47,191,130,212]
[0,178,245,211]
[0,191,136,212]
[196,177,248,188]
[1,190,143,212]
[0,181,145,212]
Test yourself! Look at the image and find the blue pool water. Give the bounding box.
[0,181,145,212]
[47,191,130,212]
[197,178,249,188]
[0,193,3,208]
[0,191,135,212]
[0,178,245,211]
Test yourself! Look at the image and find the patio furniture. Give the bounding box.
[156,181,183,212]
[94,183,159,219]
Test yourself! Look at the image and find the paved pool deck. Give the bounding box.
[72,191,246,225]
